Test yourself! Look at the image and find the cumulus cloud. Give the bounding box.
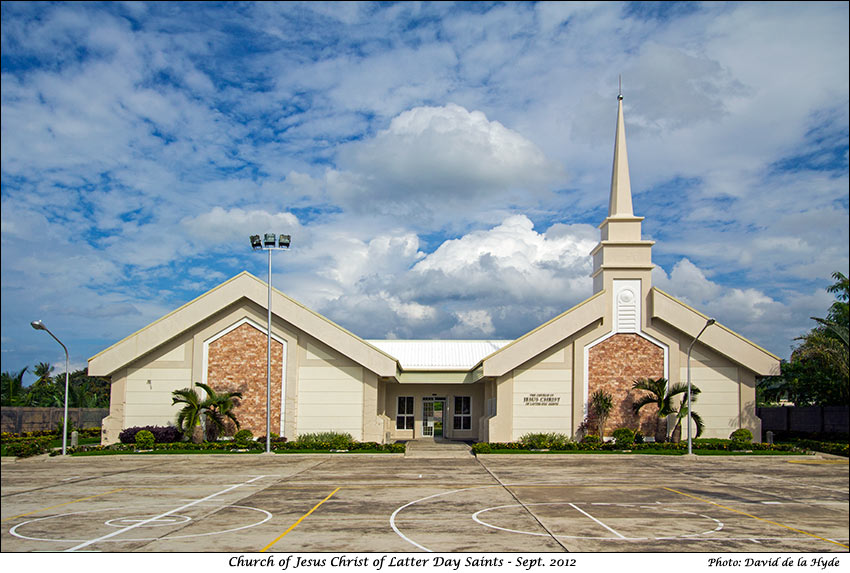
[300,215,598,339]
[327,104,565,220]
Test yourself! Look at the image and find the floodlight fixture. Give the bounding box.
[250,235,262,250]
[264,233,276,248]
[278,234,291,248]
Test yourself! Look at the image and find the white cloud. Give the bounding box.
[328,104,565,222]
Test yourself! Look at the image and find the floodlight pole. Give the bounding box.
[250,234,290,454]
[686,318,715,455]
[30,320,70,456]
[266,247,272,455]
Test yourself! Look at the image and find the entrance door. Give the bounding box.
[422,397,446,438]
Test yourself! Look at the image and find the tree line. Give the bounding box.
[1,364,110,408]
[758,271,849,406]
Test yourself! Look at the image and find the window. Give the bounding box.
[453,396,471,430]
[396,396,414,430]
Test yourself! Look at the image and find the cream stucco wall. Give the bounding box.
[677,342,761,440]
[101,336,194,445]
[296,338,366,440]
[510,345,573,441]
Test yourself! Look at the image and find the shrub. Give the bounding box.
[472,442,492,454]
[729,428,753,444]
[134,430,155,450]
[234,429,254,447]
[519,432,571,449]
[581,434,601,445]
[119,426,182,444]
[5,437,52,458]
[295,432,354,450]
[612,428,636,447]
[794,439,849,457]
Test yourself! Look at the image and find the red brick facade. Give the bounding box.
[207,323,284,437]
[587,333,664,437]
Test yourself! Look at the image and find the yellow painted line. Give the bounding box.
[787,459,848,465]
[1,488,125,522]
[664,487,848,549]
[260,487,341,552]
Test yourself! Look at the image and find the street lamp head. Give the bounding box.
[31,320,46,331]
[250,235,262,250]
[706,318,716,326]
[278,234,291,248]
[264,233,276,248]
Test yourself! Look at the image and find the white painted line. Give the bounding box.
[761,501,783,504]
[10,505,272,544]
[63,475,268,552]
[390,485,494,552]
[751,474,848,495]
[568,503,627,539]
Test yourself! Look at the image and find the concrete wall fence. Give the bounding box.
[758,406,849,435]
[1,407,109,434]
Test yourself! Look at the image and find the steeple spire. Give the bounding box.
[589,89,655,295]
[608,92,633,218]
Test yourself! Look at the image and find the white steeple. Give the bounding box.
[590,91,654,295]
[608,93,634,218]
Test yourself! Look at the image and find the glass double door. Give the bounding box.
[422,396,446,438]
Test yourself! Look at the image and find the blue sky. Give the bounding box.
[2,1,848,383]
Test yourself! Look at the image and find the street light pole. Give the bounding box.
[30,320,70,456]
[250,234,290,454]
[686,317,715,455]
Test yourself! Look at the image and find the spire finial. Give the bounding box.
[618,75,623,100]
[608,88,633,217]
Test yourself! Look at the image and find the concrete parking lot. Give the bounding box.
[1,449,847,553]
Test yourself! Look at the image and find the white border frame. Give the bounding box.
[582,280,668,417]
[202,317,288,434]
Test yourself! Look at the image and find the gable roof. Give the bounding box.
[651,287,780,375]
[88,271,398,377]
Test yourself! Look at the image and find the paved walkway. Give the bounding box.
[403,438,473,459]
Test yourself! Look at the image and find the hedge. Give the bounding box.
[471,439,801,455]
[119,426,183,444]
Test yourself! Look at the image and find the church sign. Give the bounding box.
[523,393,560,406]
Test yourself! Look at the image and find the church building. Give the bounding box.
[89,96,780,445]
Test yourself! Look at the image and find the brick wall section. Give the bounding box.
[588,333,664,437]
[207,323,284,437]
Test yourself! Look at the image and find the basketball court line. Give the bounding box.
[63,475,269,552]
[663,486,849,549]
[567,503,626,539]
[1,488,125,522]
[260,487,341,552]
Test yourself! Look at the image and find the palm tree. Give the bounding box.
[23,362,62,407]
[632,377,700,442]
[198,382,242,441]
[669,392,705,443]
[171,382,242,443]
[589,389,614,439]
[1,367,28,406]
[172,386,206,443]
